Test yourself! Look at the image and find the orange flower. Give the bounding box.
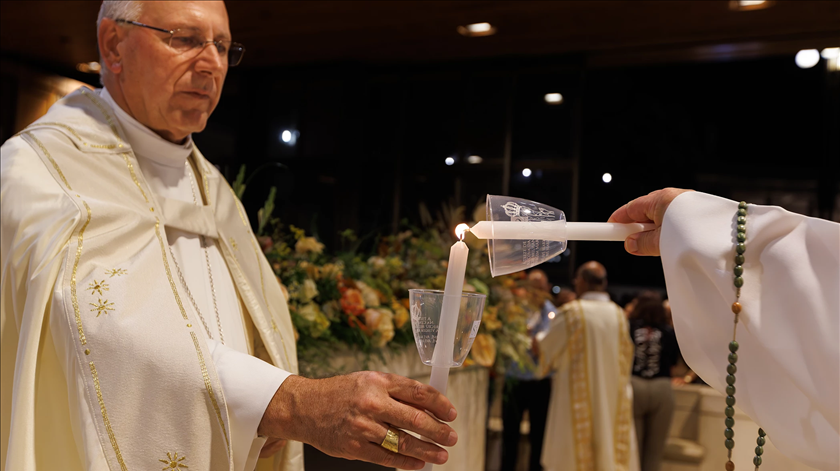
[340,288,366,316]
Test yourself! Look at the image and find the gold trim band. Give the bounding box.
[90,361,128,470]
[190,331,231,454]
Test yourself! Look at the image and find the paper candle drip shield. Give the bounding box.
[470,195,655,277]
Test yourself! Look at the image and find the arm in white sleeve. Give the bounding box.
[206,339,291,471]
[660,191,839,470]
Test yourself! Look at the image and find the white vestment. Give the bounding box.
[536,292,636,471]
[661,191,839,470]
[1,88,302,471]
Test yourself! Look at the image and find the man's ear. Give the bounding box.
[98,18,123,74]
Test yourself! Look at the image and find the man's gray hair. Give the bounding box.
[96,1,143,81]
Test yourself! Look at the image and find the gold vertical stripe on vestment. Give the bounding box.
[227,186,292,367]
[613,306,633,468]
[121,153,149,203]
[24,121,119,149]
[79,88,123,145]
[153,219,190,321]
[25,132,72,191]
[70,202,92,345]
[90,362,128,471]
[190,331,231,455]
[567,301,594,471]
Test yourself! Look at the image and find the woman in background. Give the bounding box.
[629,293,680,471]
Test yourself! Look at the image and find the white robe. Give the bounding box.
[1,88,293,471]
[536,292,636,471]
[661,191,839,470]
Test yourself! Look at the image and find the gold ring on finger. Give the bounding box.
[380,426,400,453]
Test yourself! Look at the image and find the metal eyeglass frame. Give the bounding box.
[114,18,245,66]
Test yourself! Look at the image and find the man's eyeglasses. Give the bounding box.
[115,19,244,67]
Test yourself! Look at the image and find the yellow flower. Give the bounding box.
[321,263,343,279]
[355,281,381,308]
[365,308,394,348]
[298,279,319,303]
[392,301,409,329]
[482,306,503,331]
[470,334,497,367]
[299,261,321,280]
[295,237,324,255]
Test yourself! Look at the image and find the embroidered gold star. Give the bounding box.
[89,299,115,317]
[159,451,188,470]
[87,279,109,296]
[229,237,238,250]
[105,268,128,277]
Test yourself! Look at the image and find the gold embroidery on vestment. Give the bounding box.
[24,121,119,149]
[229,237,238,250]
[71,202,92,345]
[88,279,110,296]
[613,306,633,468]
[90,298,115,317]
[90,361,128,470]
[159,451,189,470]
[25,132,73,191]
[105,268,128,277]
[79,88,124,147]
[567,301,594,471]
[228,186,292,367]
[189,331,231,455]
[153,219,189,321]
[121,153,150,203]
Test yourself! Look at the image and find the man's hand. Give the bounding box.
[608,188,693,256]
[258,372,458,470]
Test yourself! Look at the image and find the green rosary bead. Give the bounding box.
[725,438,735,449]
[726,395,736,406]
[725,416,735,428]
[738,208,747,217]
[757,436,765,446]
[727,363,737,374]
[734,276,744,287]
[737,215,746,224]
[725,406,735,417]
[734,265,743,276]
[729,353,738,364]
[737,232,746,242]
[735,254,745,265]
[726,374,736,385]
[753,456,762,466]
[736,243,746,254]
[726,385,736,396]
[725,428,735,439]
[729,341,739,352]
[755,445,764,456]
[739,201,748,209]
[758,428,766,437]
[737,224,746,233]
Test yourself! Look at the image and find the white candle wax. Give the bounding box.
[469,220,654,242]
[422,239,468,471]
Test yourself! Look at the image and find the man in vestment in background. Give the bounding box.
[610,188,838,470]
[534,261,635,471]
[0,2,458,470]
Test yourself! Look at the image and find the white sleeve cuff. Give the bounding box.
[206,339,291,471]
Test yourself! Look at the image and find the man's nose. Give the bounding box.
[195,43,225,75]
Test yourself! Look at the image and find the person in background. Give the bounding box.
[554,285,577,308]
[534,261,636,471]
[501,269,556,471]
[629,293,680,471]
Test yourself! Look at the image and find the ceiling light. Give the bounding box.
[544,93,564,105]
[457,22,497,38]
[795,49,820,69]
[729,0,772,11]
[821,47,839,59]
[467,155,483,164]
[552,286,560,294]
[445,157,455,166]
[522,168,532,177]
[280,129,299,145]
[602,173,612,183]
[76,61,101,73]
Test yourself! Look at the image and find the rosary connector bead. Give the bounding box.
[725,460,735,471]
[732,302,742,314]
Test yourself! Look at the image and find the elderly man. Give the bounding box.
[0,2,456,471]
[534,261,635,471]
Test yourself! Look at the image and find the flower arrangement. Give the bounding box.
[237,170,550,377]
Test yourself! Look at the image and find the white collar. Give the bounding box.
[100,87,194,168]
[580,291,611,302]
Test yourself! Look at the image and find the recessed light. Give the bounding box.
[457,22,497,38]
[280,129,299,145]
[544,93,564,105]
[445,157,455,166]
[522,168,532,177]
[795,49,820,69]
[602,173,613,183]
[467,155,483,164]
[729,0,772,11]
[821,47,839,59]
[76,61,101,73]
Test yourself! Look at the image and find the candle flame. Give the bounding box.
[455,223,470,241]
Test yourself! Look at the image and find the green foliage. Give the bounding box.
[232,165,247,200]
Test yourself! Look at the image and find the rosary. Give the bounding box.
[723,201,765,471]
